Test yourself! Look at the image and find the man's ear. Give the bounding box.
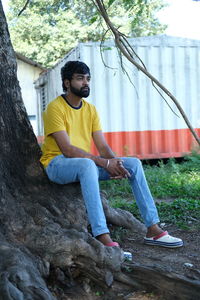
[64,79,70,89]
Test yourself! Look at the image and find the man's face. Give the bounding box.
[68,73,91,98]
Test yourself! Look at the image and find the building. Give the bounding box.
[35,35,200,159]
[16,52,46,136]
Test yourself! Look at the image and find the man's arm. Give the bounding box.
[52,130,108,168]
[52,130,130,178]
[92,131,130,178]
[92,130,115,159]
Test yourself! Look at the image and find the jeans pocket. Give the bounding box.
[46,160,62,184]
[46,155,68,184]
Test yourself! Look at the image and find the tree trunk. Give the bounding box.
[1,2,200,299]
[0,2,144,299]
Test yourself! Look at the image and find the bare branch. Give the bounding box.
[93,0,200,147]
[18,0,31,17]
[119,36,180,116]
[100,29,118,70]
[119,35,180,117]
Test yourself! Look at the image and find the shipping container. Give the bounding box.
[35,35,200,159]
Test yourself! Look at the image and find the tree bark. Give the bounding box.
[0,2,145,299]
[1,1,200,299]
[121,262,200,300]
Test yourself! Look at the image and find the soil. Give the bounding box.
[51,223,199,300]
[115,222,200,299]
[121,225,200,279]
[105,194,200,299]
[115,195,200,279]
[51,198,200,300]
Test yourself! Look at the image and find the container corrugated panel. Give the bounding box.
[36,35,200,159]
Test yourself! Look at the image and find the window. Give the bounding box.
[40,85,47,112]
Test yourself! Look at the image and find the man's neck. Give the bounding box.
[65,93,82,108]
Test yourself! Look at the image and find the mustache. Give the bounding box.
[81,86,90,91]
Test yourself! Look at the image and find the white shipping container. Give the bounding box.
[35,35,200,159]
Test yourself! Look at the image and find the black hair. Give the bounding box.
[61,61,90,92]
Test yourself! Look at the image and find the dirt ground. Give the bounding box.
[122,225,200,278]
[51,196,200,300]
[52,224,199,300]
[118,223,200,299]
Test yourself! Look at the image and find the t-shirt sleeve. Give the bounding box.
[92,106,102,132]
[43,103,66,136]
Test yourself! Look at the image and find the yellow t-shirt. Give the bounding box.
[40,95,102,168]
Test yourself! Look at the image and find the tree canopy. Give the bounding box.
[7,0,167,67]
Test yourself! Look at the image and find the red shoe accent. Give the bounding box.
[153,231,168,240]
[105,242,120,247]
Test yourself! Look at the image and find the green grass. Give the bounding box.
[144,156,200,199]
[156,198,200,229]
[100,153,200,229]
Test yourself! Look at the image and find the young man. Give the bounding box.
[40,61,183,248]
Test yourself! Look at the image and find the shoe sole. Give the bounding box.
[144,240,183,248]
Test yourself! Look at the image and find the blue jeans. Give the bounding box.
[46,155,160,237]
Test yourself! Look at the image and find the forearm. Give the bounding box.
[98,144,116,159]
[62,144,108,168]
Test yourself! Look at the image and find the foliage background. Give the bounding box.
[100,154,200,230]
[7,0,167,67]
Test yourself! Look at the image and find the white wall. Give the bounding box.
[17,59,43,136]
[37,36,200,132]
[35,36,200,158]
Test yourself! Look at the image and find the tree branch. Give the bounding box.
[93,0,200,147]
[18,0,31,16]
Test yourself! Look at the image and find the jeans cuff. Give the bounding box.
[93,228,110,237]
[145,218,160,228]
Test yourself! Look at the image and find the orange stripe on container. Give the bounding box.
[91,128,200,159]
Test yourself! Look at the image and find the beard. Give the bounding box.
[70,83,90,98]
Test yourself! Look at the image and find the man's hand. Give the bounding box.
[106,159,131,179]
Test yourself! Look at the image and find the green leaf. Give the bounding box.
[89,16,98,24]
[108,0,116,6]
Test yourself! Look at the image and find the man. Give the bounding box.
[40,61,183,248]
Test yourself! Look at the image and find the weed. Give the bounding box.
[95,291,104,296]
[109,225,130,242]
[156,198,200,226]
[100,153,200,229]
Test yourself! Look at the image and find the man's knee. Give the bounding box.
[78,158,99,179]
[126,157,142,168]
[79,158,97,171]
[123,157,143,176]
[133,157,142,167]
